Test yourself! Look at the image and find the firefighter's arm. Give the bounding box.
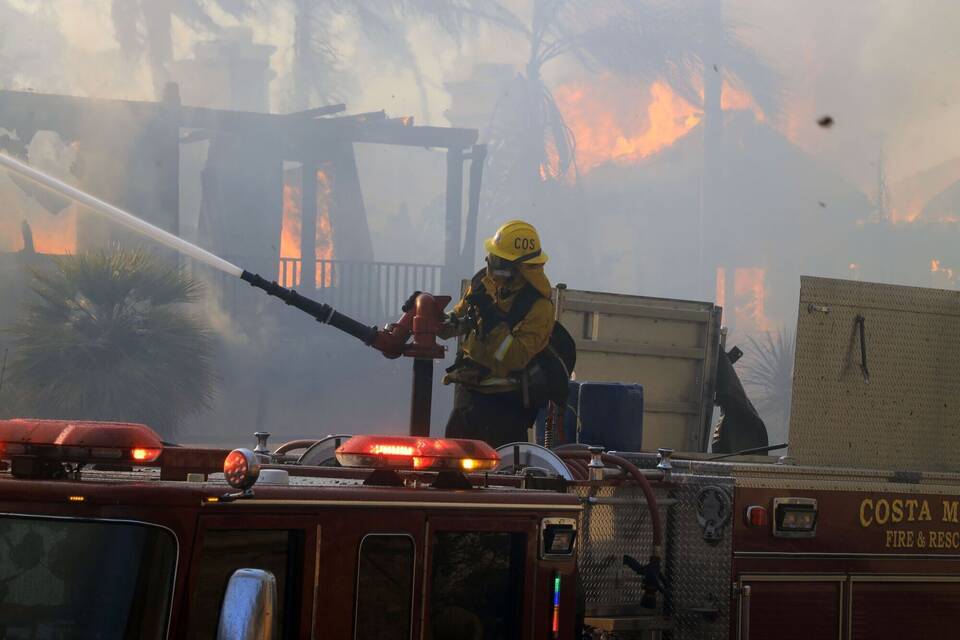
[491,297,554,374]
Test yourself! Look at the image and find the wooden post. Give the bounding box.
[444,146,465,295]
[461,144,487,277]
[300,161,317,289]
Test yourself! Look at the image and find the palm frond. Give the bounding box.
[5,247,215,440]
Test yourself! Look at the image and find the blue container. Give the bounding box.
[536,381,644,451]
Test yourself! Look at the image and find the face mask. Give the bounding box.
[486,255,515,280]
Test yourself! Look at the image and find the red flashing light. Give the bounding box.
[0,419,164,465]
[746,505,769,527]
[335,435,500,472]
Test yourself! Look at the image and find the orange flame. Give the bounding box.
[553,74,765,176]
[553,76,701,174]
[733,267,770,332]
[931,258,956,286]
[278,167,335,287]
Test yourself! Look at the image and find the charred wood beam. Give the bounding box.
[343,124,477,150]
[300,161,318,290]
[286,104,347,118]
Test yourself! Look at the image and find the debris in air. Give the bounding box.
[818,201,826,208]
[817,115,834,128]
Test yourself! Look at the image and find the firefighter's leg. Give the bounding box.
[445,387,539,447]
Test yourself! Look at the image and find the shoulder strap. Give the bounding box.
[505,283,545,329]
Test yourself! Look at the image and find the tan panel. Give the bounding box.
[641,414,690,450]
[575,352,699,403]
[789,276,960,471]
[559,288,721,452]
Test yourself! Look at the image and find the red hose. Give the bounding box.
[564,458,589,481]
[558,450,663,553]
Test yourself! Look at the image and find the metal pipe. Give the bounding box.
[410,359,433,437]
[739,585,751,640]
[558,450,663,550]
[240,271,378,344]
[273,439,320,455]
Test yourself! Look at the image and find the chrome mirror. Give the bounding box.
[217,568,277,640]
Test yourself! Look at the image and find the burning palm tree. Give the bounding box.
[740,327,795,441]
[479,1,780,214]
[4,248,215,440]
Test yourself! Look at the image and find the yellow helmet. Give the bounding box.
[483,220,548,265]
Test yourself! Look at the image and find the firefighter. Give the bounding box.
[440,220,557,447]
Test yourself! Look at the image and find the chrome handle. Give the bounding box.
[739,584,751,640]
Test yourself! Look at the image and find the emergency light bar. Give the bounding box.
[335,435,499,472]
[0,419,163,469]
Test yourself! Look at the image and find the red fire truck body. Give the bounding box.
[6,428,960,640]
[0,437,581,640]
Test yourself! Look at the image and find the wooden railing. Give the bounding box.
[193,255,443,326]
[277,258,443,321]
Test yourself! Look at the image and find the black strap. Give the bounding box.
[504,284,543,329]
[470,269,543,330]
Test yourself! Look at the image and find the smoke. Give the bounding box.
[1,0,959,446]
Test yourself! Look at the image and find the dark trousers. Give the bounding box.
[444,385,541,448]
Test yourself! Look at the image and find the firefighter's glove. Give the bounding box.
[438,313,469,339]
[442,365,483,386]
[465,289,498,335]
[401,291,423,313]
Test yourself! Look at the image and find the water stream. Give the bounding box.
[0,153,243,277]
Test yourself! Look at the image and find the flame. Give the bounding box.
[733,267,770,332]
[553,77,701,174]
[278,167,335,287]
[0,190,77,255]
[931,258,956,286]
[553,74,767,176]
[721,84,765,122]
[31,205,77,254]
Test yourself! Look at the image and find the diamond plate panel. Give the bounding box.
[790,276,960,471]
[575,473,734,640]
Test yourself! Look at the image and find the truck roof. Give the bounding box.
[0,464,582,511]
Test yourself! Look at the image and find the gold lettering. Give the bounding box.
[906,531,915,547]
[875,499,890,525]
[943,501,959,524]
[892,499,904,523]
[906,499,920,521]
[885,530,895,547]
[860,499,874,527]
[920,500,932,522]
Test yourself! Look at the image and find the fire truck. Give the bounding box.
[3,275,960,639]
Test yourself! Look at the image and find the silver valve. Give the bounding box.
[253,432,271,458]
[657,448,674,480]
[587,446,605,481]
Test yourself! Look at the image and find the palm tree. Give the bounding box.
[289,0,472,113]
[110,0,251,98]
[740,327,795,442]
[4,247,215,440]
[479,1,779,217]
